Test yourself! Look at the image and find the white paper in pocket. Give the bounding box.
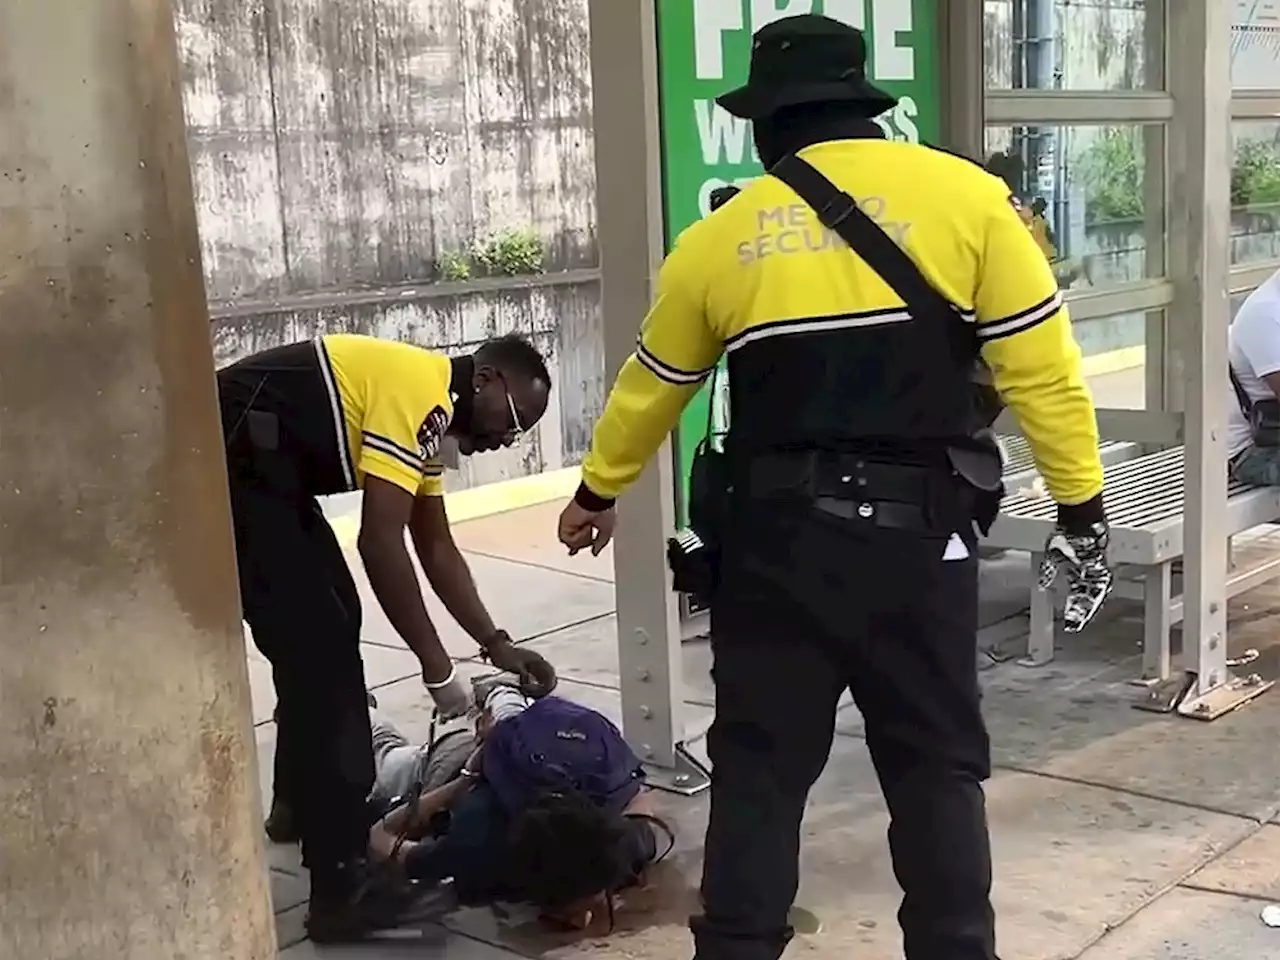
[942,532,971,561]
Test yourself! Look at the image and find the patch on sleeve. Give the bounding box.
[417,405,450,460]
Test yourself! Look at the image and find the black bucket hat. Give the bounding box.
[715,14,897,121]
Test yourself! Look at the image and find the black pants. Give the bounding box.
[691,504,995,960]
[228,473,374,892]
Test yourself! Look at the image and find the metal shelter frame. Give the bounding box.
[587,0,1279,787]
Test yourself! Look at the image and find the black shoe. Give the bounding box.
[264,797,300,845]
[305,864,457,943]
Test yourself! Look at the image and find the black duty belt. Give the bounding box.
[742,450,963,535]
[809,496,932,532]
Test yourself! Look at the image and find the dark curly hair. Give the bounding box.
[504,790,633,912]
[475,334,551,391]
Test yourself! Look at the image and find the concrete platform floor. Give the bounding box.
[259,351,1268,957]
[247,491,1280,960]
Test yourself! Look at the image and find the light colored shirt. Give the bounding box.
[1227,270,1280,460]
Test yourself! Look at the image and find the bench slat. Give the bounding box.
[989,444,1280,564]
[999,436,1137,481]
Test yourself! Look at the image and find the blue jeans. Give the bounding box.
[1231,445,1280,487]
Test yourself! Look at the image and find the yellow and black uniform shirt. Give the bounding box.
[218,334,455,498]
[580,137,1103,510]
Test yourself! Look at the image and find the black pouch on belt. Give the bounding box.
[670,368,729,605]
[947,429,1005,536]
[685,363,730,547]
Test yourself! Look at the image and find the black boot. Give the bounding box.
[264,794,300,844]
[305,861,456,943]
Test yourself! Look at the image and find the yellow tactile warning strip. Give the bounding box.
[328,466,581,548]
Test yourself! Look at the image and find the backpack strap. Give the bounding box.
[1229,361,1254,417]
[768,152,976,370]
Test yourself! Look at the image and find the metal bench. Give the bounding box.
[997,435,1140,484]
[979,436,1142,559]
[986,446,1280,680]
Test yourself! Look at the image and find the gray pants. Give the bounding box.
[369,686,529,802]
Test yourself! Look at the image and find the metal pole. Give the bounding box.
[0,1,276,956]
[586,0,709,794]
[1166,0,1273,718]
[938,0,986,160]
[1143,0,1168,416]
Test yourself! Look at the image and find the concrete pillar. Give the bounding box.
[0,2,276,959]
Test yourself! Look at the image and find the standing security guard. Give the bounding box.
[558,15,1114,960]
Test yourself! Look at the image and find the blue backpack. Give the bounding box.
[481,696,645,815]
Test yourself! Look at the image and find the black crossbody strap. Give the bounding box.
[768,153,964,337]
[1228,362,1253,416]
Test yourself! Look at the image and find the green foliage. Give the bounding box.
[433,228,546,283]
[472,229,545,277]
[1076,127,1280,223]
[437,248,472,282]
[1075,128,1145,225]
[1232,139,1280,208]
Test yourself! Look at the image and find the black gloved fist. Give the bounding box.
[1037,520,1113,633]
[483,631,558,699]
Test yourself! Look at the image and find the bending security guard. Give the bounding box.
[557,15,1113,960]
[219,332,557,942]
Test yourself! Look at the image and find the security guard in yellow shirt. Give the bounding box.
[558,15,1113,960]
[218,332,556,941]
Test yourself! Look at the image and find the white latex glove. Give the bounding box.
[425,676,471,720]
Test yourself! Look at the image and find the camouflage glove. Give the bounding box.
[1038,520,1113,633]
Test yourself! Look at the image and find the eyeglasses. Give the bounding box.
[499,373,526,443]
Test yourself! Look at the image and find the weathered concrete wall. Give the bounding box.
[210,272,604,488]
[176,0,600,488]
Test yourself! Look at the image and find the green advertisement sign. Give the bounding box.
[654,0,942,526]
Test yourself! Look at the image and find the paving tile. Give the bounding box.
[523,614,857,717]
[348,551,615,658]
[279,925,526,958]
[835,593,1280,823]
[245,637,420,726]
[452,500,615,582]
[1183,824,1280,902]
[520,615,711,705]
[270,867,309,915]
[1075,887,1280,959]
[976,550,1037,628]
[985,626,1280,821]
[275,902,309,951]
[444,733,1254,960]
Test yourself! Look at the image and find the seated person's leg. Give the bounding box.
[1231,445,1280,487]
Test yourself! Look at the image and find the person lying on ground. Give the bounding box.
[365,675,674,929]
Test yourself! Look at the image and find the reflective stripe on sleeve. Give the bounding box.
[634,340,716,385]
[976,291,1063,343]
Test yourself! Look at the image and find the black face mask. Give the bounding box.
[753,107,887,170]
